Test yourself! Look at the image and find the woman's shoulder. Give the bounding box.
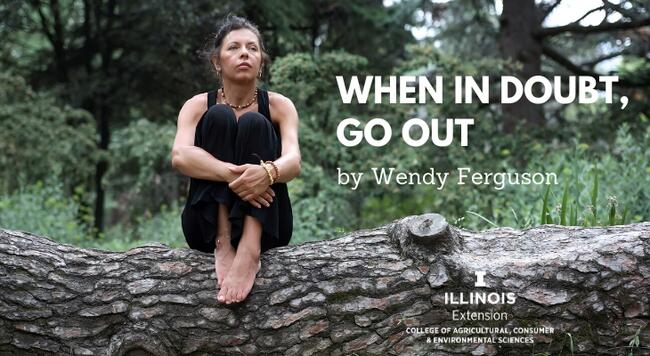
[178,92,209,120]
[268,90,295,107]
[184,92,209,111]
[268,91,298,121]
[177,92,209,126]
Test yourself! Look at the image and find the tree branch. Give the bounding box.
[541,43,647,88]
[571,5,605,27]
[30,0,55,46]
[579,49,627,68]
[542,43,604,77]
[537,17,650,37]
[540,0,563,22]
[602,0,641,21]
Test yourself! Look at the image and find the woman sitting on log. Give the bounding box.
[171,15,301,304]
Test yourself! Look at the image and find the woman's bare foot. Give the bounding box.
[214,237,236,288]
[217,245,261,304]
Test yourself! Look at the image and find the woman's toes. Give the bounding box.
[218,287,228,303]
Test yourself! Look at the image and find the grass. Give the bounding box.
[539,165,627,227]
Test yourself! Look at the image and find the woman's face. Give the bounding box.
[216,28,262,82]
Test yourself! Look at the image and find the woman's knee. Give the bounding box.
[238,112,272,132]
[234,112,279,162]
[202,104,237,133]
[196,104,238,158]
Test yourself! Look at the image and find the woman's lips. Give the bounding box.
[237,63,251,69]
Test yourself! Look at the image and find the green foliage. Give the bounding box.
[0,73,98,195]
[560,181,569,225]
[0,178,90,245]
[357,117,650,232]
[104,118,181,221]
[289,164,354,243]
[541,185,552,225]
[95,203,186,252]
[539,166,627,227]
[459,123,650,230]
[0,174,186,252]
[619,57,650,87]
[271,51,374,242]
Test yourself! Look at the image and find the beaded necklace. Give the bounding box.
[220,87,258,109]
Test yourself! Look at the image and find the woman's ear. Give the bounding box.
[211,55,220,70]
[211,57,222,75]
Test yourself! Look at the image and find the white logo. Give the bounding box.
[474,271,487,287]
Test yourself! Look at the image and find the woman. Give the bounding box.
[171,15,301,305]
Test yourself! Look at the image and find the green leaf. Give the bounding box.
[571,202,578,226]
[560,181,569,225]
[541,184,551,225]
[466,210,498,228]
[590,166,599,225]
[608,204,616,225]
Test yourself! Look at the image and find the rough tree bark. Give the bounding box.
[0,213,649,355]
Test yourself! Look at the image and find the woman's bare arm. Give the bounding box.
[170,94,237,183]
[271,93,301,183]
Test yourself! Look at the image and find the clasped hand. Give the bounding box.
[228,164,275,208]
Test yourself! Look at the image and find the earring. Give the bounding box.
[258,68,263,79]
[216,67,221,77]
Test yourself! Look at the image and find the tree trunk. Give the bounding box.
[93,105,110,235]
[1,214,648,355]
[498,0,544,132]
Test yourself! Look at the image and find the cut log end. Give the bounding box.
[388,213,461,262]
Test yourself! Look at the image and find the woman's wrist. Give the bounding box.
[224,163,239,183]
[259,161,276,185]
[265,160,280,182]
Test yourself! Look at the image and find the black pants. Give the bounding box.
[181,104,292,254]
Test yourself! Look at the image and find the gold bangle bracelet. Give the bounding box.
[265,160,279,182]
[260,161,275,184]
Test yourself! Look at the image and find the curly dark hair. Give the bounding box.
[202,14,270,81]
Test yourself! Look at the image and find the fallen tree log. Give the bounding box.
[0,213,648,355]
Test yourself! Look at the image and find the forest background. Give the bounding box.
[0,0,648,251]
